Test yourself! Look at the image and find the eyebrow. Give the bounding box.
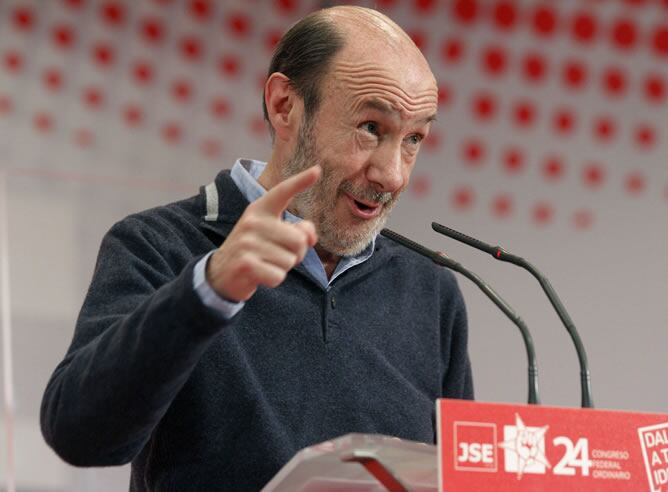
[361,98,437,124]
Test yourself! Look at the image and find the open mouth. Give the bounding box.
[346,194,382,219]
[355,200,374,211]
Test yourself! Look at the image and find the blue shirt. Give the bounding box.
[193,158,376,317]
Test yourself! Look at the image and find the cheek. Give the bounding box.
[399,156,417,181]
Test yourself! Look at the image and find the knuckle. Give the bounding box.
[268,271,286,288]
[241,214,261,231]
[286,253,299,268]
[236,253,256,273]
[236,235,255,252]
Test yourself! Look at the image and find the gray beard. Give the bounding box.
[282,120,399,257]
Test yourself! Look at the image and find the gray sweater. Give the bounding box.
[40,170,473,491]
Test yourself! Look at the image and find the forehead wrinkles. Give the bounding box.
[332,61,437,116]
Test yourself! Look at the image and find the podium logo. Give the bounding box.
[499,413,551,479]
[453,421,498,472]
[638,422,668,492]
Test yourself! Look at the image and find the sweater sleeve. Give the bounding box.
[40,217,229,467]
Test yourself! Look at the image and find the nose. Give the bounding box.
[366,141,406,194]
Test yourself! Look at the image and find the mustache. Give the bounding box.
[339,180,394,205]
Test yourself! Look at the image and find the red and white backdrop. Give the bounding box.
[0,0,667,490]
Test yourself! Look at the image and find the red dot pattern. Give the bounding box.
[219,54,241,78]
[123,104,144,127]
[522,52,548,83]
[140,17,166,44]
[452,185,475,210]
[0,95,13,116]
[602,66,628,97]
[481,45,508,76]
[210,97,232,119]
[491,193,513,218]
[189,0,212,22]
[12,6,35,32]
[201,139,222,159]
[74,128,94,148]
[409,174,431,197]
[0,1,665,231]
[501,147,525,174]
[100,2,126,28]
[611,19,638,50]
[542,155,566,182]
[82,86,105,110]
[562,59,588,90]
[132,60,155,85]
[571,11,598,44]
[92,42,116,68]
[33,112,54,133]
[227,12,252,38]
[625,171,646,195]
[593,115,617,143]
[492,1,517,32]
[634,123,657,149]
[644,73,666,103]
[52,24,77,49]
[452,0,479,25]
[582,163,606,189]
[552,107,576,136]
[652,25,668,58]
[441,37,465,64]
[573,209,594,230]
[472,91,497,121]
[462,138,486,167]
[512,100,537,128]
[531,5,558,38]
[161,122,183,144]
[532,201,554,225]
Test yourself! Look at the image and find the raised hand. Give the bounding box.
[206,165,321,302]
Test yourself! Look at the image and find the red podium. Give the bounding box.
[436,398,668,491]
[265,400,668,491]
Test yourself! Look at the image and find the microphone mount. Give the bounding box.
[381,228,540,405]
[431,222,593,409]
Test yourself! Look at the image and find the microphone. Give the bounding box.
[380,228,540,405]
[431,222,593,409]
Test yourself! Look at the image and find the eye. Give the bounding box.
[405,133,424,146]
[360,121,379,135]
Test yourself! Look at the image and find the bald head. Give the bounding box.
[323,6,422,57]
[260,7,438,256]
[262,6,435,137]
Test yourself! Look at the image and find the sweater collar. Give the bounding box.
[198,165,390,286]
[198,169,247,238]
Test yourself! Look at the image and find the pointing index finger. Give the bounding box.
[259,165,321,216]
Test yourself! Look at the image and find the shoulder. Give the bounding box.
[108,168,238,240]
[108,193,202,245]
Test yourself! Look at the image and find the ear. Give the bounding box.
[264,72,302,142]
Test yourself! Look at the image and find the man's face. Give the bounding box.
[283,45,438,257]
[283,114,397,256]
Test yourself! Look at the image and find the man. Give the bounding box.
[41,6,473,490]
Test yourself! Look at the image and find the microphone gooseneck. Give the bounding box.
[380,228,540,405]
[431,222,593,409]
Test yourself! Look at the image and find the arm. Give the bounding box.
[41,166,322,466]
[40,219,229,466]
